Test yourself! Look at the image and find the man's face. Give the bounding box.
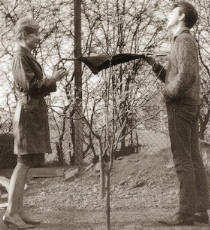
[167,7,183,29]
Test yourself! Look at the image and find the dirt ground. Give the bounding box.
[0,149,210,230]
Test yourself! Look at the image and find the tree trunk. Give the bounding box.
[99,139,105,199]
[74,0,83,165]
[106,171,111,230]
[70,115,75,164]
[56,141,64,166]
[99,154,105,199]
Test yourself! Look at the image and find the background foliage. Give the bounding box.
[0,0,210,165]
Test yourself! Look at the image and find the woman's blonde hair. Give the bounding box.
[13,17,39,40]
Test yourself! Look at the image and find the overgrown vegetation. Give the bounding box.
[0,0,210,170]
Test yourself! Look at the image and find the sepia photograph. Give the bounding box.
[0,0,210,229]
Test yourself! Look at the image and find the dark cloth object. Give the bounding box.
[78,53,144,74]
[17,153,45,167]
[12,46,56,155]
[153,27,201,105]
[167,102,210,214]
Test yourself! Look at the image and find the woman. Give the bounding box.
[3,17,68,229]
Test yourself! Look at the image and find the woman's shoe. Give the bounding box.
[3,215,35,229]
[194,211,209,224]
[21,215,42,225]
[158,213,194,226]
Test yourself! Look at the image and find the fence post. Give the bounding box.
[74,0,83,165]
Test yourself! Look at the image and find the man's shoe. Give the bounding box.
[158,213,194,226]
[194,211,209,224]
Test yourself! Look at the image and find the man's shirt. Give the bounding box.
[153,27,201,105]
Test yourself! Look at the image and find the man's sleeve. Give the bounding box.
[152,63,167,83]
[163,36,198,101]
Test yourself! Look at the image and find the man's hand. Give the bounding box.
[143,53,156,66]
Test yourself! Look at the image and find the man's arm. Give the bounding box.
[163,35,198,101]
[144,56,166,82]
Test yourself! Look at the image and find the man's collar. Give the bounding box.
[173,27,190,40]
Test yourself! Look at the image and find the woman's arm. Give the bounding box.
[12,53,67,95]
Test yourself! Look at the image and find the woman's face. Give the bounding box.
[25,31,40,50]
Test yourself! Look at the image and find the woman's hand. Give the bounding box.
[45,68,68,87]
[52,68,68,81]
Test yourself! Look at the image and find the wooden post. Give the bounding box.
[74,0,83,165]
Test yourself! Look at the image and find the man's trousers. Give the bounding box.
[166,102,209,214]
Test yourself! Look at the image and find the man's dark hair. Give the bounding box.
[172,1,198,29]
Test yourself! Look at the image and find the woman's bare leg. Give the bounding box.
[18,181,41,224]
[5,162,29,225]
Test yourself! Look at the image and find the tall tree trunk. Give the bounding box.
[106,171,111,230]
[74,0,83,165]
[56,141,64,166]
[99,139,105,199]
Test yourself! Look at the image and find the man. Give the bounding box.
[144,1,210,226]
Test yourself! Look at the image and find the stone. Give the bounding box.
[119,180,127,186]
[64,167,79,181]
[131,181,146,189]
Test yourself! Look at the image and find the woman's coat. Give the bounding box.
[12,46,56,155]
